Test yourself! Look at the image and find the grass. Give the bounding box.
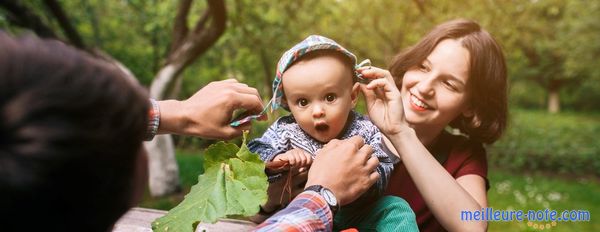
[487,168,599,231]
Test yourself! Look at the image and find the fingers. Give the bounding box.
[357,66,394,82]
[365,155,379,171]
[358,144,375,164]
[366,78,399,94]
[266,159,290,172]
[220,79,238,83]
[324,138,341,149]
[287,150,312,167]
[231,92,265,115]
[217,79,264,115]
[368,171,380,185]
[289,151,298,166]
[345,136,366,151]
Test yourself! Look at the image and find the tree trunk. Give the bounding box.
[143,0,227,197]
[548,88,560,113]
[146,63,183,196]
[145,135,180,196]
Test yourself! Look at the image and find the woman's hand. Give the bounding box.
[358,67,407,136]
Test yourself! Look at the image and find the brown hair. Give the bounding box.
[0,33,148,231]
[389,19,507,144]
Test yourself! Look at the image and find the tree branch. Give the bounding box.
[168,0,226,68]
[192,9,211,34]
[170,0,193,54]
[42,0,85,49]
[151,0,227,99]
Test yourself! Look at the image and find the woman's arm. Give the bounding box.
[387,129,488,232]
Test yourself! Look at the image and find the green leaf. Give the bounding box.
[203,141,238,170]
[152,132,267,232]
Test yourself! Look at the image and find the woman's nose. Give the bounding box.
[417,75,435,98]
[312,103,325,118]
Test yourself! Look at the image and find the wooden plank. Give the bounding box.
[113,207,257,232]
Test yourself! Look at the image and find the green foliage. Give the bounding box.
[488,110,600,176]
[7,0,599,112]
[151,132,267,232]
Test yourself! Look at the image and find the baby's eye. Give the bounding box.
[297,98,309,107]
[325,94,336,102]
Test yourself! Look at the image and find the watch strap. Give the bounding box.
[304,185,339,214]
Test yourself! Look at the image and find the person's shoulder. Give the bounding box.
[276,114,297,124]
[271,114,304,134]
[351,111,378,128]
[270,114,297,128]
[443,130,489,187]
[345,111,380,136]
[444,130,484,153]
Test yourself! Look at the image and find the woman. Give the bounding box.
[359,18,507,231]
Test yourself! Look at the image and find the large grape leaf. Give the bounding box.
[152,132,267,232]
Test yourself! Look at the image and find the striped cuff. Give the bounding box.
[144,98,160,141]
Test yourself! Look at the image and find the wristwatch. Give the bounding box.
[304,185,340,214]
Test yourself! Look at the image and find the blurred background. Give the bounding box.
[1,0,598,231]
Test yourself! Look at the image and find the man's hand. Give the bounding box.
[305,136,380,206]
[158,79,266,139]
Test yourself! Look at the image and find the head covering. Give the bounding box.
[229,35,370,127]
[269,35,371,111]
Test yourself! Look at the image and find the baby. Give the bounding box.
[249,35,414,230]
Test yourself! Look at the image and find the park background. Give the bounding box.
[1,0,598,231]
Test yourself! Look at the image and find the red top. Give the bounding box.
[384,131,489,232]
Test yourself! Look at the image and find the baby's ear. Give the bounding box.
[351,82,360,107]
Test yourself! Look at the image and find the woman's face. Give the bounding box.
[400,39,472,138]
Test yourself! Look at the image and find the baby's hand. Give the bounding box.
[275,148,313,168]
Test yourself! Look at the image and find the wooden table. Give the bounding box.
[113,207,257,232]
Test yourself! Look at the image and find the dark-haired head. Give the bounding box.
[0,33,148,231]
[389,19,507,144]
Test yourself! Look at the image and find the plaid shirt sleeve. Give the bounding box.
[254,191,332,232]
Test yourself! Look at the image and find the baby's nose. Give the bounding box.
[312,104,325,118]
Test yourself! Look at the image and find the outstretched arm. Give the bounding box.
[157,79,266,140]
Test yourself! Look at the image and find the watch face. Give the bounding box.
[321,189,337,206]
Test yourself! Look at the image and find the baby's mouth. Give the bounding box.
[315,123,329,132]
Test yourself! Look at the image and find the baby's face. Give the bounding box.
[282,55,358,143]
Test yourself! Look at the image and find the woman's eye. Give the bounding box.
[325,94,336,102]
[443,81,457,91]
[297,99,308,107]
[418,63,428,72]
